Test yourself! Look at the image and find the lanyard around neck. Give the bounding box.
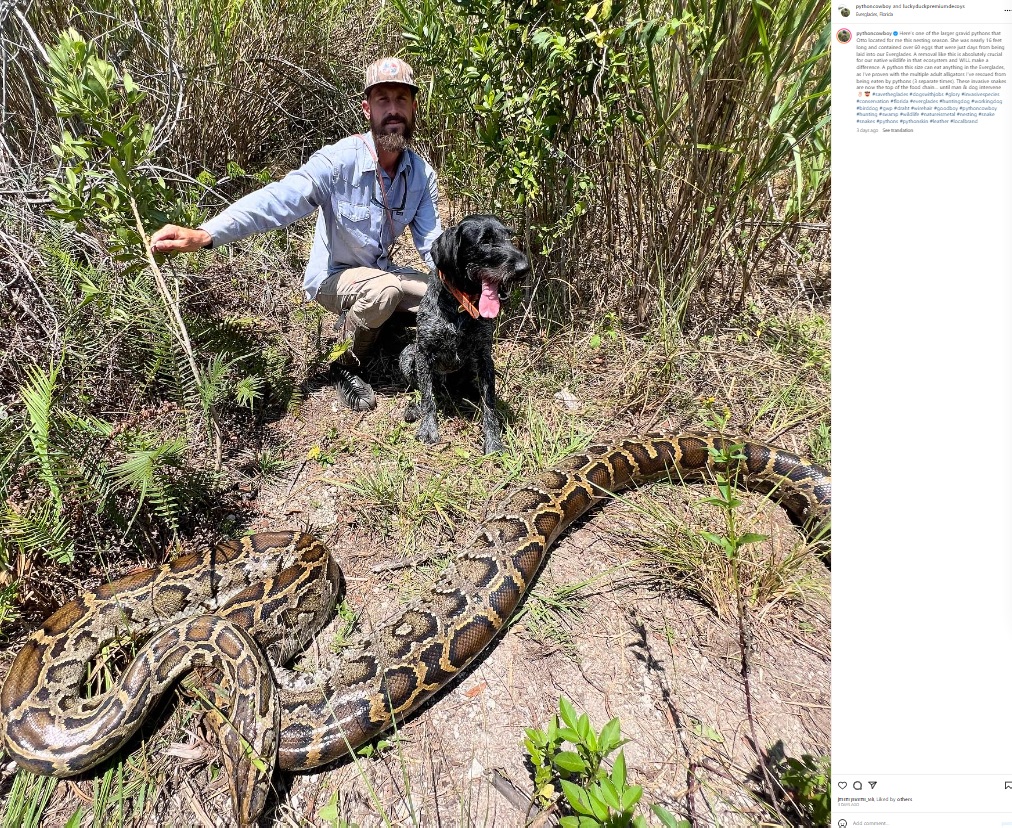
[358,134,398,256]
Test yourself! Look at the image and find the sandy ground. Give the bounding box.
[0,330,830,828]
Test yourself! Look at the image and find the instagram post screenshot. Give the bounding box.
[0,0,1005,826]
[834,0,1012,827]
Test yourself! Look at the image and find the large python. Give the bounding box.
[0,432,830,824]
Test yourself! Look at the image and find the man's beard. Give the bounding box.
[372,114,414,154]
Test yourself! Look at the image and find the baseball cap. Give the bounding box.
[363,57,419,95]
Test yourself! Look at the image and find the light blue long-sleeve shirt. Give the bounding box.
[199,132,442,301]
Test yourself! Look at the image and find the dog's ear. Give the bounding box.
[489,217,518,242]
[431,226,459,274]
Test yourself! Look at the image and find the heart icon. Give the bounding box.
[838,781,848,789]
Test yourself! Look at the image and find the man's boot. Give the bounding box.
[331,313,379,411]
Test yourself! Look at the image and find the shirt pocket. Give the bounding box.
[336,198,376,251]
[337,199,371,224]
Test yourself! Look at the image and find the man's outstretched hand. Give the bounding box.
[150,225,212,254]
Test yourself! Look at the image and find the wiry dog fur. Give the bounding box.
[399,215,530,453]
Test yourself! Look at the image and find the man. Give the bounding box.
[151,57,442,411]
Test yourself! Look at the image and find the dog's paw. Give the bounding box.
[417,417,440,444]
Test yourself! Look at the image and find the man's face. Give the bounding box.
[363,84,417,153]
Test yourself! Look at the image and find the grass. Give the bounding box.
[748,373,828,438]
[809,419,832,467]
[498,404,596,478]
[610,485,827,623]
[335,423,484,550]
[248,443,295,485]
[89,755,163,827]
[2,773,58,828]
[511,576,596,659]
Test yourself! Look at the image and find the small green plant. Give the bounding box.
[329,600,358,653]
[250,445,292,483]
[778,754,831,827]
[44,28,193,265]
[353,738,393,759]
[589,312,622,350]
[558,751,642,828]
[524,698,665,827]
[1,359,218,573]
[319,792,360,828]
[690,405,769,565]
[697,441,770,567]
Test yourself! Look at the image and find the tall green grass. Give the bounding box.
[395,0,829,328]
[628,0,830,326]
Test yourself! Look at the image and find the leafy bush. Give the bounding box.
[779,754,831,827]
[45,28,192,263]
[393,0,830,326]
[395,0,638,253]
[525,697,687,827]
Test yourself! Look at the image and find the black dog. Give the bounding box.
[399,215,530,454]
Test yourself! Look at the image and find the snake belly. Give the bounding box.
[0,432,830,824]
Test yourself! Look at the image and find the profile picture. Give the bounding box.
[839,6,851,16]
[836,28,852,44]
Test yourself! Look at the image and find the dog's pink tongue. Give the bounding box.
[479,278,501,318]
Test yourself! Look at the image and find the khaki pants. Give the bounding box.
[314,266,429,330]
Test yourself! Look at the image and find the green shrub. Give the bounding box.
[779,754,831,827]
[525,697,688,827]
[396,0,638,252]
[392,0,830,326]
[45,29,194,264]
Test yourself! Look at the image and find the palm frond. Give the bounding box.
[0,498,75,565]
[19,362,63,510]
[110,436,186,531]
